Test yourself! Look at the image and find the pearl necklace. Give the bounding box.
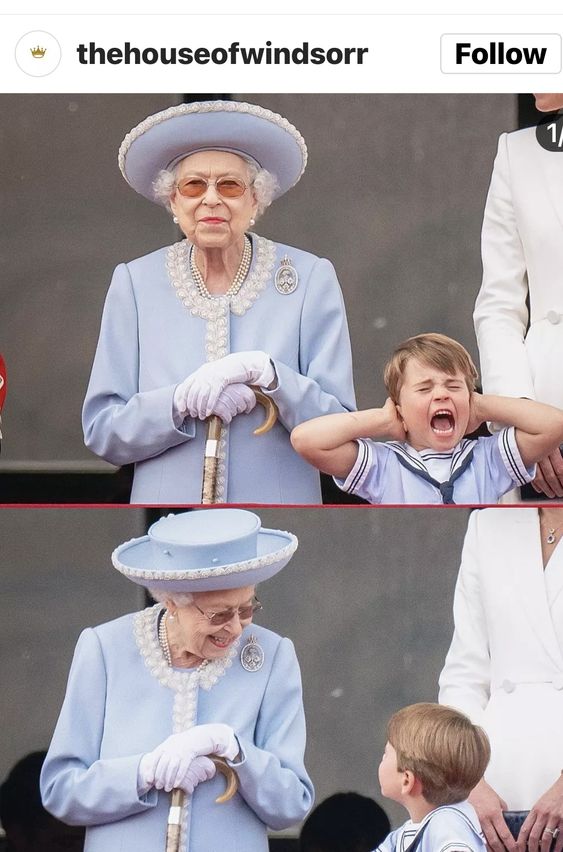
[158,611,208,672]
[158,611,173,666]
[189,235,252,299]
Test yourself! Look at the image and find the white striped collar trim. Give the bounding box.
[387,439,475,480]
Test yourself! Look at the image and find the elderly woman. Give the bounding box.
[40,509,313,851]
[82,100,355,504]
[439,507,563,852]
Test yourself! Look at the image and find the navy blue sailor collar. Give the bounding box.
[386,439,476,504]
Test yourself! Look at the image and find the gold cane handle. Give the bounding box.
[200,389,279,503]
[251,388,279,436]
[211,756,239,804]
[165,759,238,850]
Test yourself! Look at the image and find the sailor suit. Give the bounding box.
[335,426,534,504]
[376,801,486,852]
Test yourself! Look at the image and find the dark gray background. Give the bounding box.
[0,94,514,462]
[0,506,471,829]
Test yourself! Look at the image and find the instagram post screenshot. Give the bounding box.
[2,5,563,852]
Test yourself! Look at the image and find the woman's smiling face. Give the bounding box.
[172,585,257,661]
[170,151,258,251]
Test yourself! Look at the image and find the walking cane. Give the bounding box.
[166,757,239,852]
[167,392,278,850]
[201,387,279,504]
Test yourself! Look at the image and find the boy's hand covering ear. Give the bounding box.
[381,397,408,443]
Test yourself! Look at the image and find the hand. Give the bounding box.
[209,383,257,425]
[466,392,485,436]
[174,381,256,424]
[138,754,216,795]
[531,450,563,499]
[381,398,407,442]
[139,724,238,792]
[517,775,563,852]
[468,779,516,851]
[174,352,275,420]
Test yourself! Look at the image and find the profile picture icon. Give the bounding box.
[15,30,62,76]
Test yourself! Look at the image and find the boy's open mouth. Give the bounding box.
[431,409,455,434]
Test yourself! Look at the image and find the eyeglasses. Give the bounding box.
[175,176,248,199]
[192,597,262,626]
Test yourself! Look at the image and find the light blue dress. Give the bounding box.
[335,427,534,504]
[41,607,313,852]
[376,800,486,852]
[82,235,355,504]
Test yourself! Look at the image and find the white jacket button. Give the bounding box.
[547,311,561,325]
[502,679,516,693]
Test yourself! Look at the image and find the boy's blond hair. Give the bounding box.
[384,333,479,404]
[387,703,490,807]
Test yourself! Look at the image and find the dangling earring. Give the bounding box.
[173,216,179,224]
[249,218,256,227]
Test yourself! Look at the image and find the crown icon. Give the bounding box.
[30,45,47,58]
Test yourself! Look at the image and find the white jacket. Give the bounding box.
[439,508,563,809]
[474,127,563,407]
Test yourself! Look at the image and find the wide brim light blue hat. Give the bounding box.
[112,508,298,593]
[118,100,308,205]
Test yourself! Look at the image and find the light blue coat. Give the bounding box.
[82,235,355,503]
[41,610,313,852]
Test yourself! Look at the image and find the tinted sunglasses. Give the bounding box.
[192,598,262,626]
[175,176,248,199]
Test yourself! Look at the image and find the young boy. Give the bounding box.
[376,703,489,852]
[291,333,563,504]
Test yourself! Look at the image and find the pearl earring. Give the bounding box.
[249,218,256,227]
[173,216,179,224]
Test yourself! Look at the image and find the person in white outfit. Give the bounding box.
[439,507,563,851]
[474,93,563,498]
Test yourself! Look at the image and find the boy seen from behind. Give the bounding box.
[376,703,489,852]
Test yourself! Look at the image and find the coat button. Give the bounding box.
[547,311,561,325]
[502,679,516,693]
[552,674,563,690]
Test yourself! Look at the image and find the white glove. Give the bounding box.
[173,381,257,425]
[210,383,258,424]
[138,754,216,795]
[212,382,257,424]
[139,724,239,792]
[174,352,275,420]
